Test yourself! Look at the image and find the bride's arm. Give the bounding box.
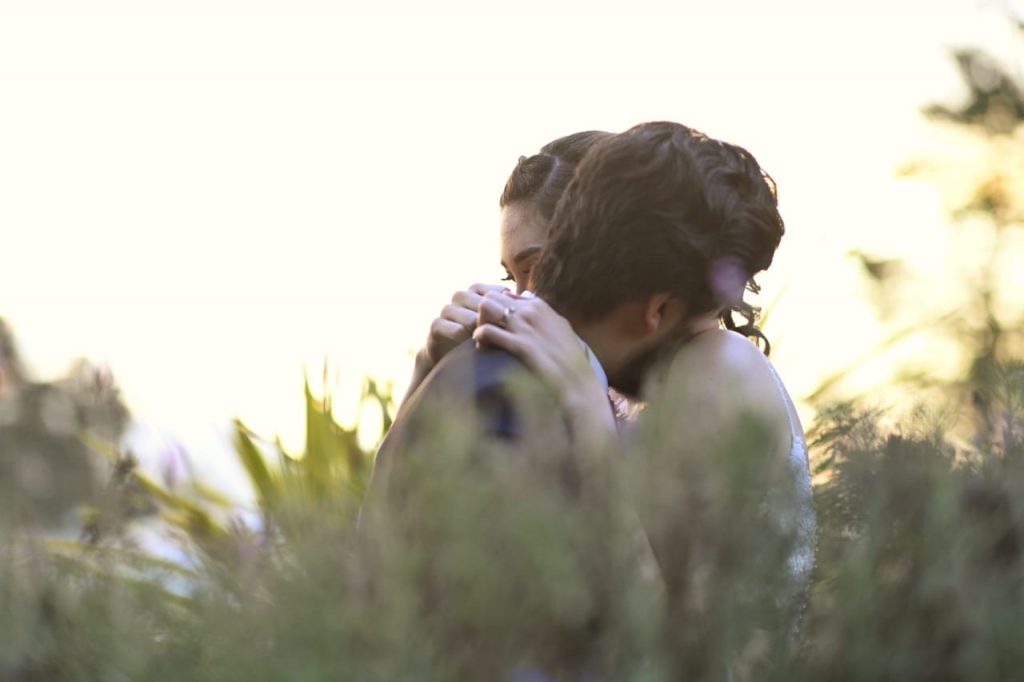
[399,283,509,408]
[472,291,618,454]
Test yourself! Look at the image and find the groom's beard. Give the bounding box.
[609,341,673,399]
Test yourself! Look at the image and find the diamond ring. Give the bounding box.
[500,305,516,328]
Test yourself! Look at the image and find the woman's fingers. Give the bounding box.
[422,285,513,366]
[451,284,509,313]
[451,289,484,311]
[472,323,523,355]
[477,295,508,328]
[426,318,473,363]
[440,303,477,329]
[478,289,527,328]
[475,295,616,447]
[479,293,593,381]
[474,322,555,374]
[430,317,472,342]
[474,323,561,383]
[469,282,510,297]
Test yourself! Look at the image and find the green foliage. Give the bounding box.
[0,319,130,530]
[232,376,384,542]
[4,365,1024,680]
[822,14,1023,427]
[805,378,1024,680]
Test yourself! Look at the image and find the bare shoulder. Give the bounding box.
[666,329,778,388]
[647,329,791,440]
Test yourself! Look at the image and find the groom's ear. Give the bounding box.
[642,293,686,334]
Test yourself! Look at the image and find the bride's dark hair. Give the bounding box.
[499,131,613,218]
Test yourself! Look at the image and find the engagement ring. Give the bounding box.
[500,305,516,328]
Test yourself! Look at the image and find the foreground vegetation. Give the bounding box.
[1,360,1023,681]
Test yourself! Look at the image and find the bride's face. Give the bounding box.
[499,201,547,295]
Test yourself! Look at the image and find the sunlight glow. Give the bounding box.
[1,0,1012,490]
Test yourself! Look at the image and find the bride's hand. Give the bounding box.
[473,291,593,395]
[422,283,510,368]
[473,291,617,449]
[401,283,509,409]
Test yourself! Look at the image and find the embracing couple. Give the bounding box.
[370,121,815,625]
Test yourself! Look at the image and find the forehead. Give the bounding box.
[500,201,547,247]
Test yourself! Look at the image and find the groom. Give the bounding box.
[370,121,784,489]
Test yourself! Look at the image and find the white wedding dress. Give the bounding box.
[766,362,817,635]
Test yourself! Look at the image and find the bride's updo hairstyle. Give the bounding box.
[532,121,785,352]
[499,131,613,218]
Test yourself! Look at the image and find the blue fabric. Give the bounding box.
[471,344,526,441]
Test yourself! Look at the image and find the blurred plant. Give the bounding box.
[235,375,392,536]
[0,318,130,530]
[803,363,1024,681]
[813,9,1023,439]
[909,14,1021,411]
[914,36,1024,396]
[1,358,1024,679]
[72,373,393,574]
[0,361,819,680]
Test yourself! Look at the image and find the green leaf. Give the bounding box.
[234,419,276,508]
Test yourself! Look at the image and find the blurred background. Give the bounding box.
[2,0,1022,503]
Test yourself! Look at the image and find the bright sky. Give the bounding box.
[1,0,1018,496]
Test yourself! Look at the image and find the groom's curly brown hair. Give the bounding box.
[531,121,785,341]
